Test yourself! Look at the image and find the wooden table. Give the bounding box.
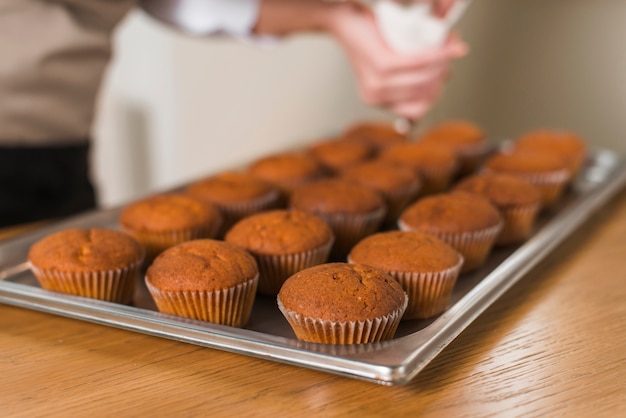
[2,191,626,417]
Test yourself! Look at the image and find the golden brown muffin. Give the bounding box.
[186,171,281,235]
[247,152,327,197]
[343,121,409,153]
[340,159,421,224]
[290,178,386,259]
[224,210,334,295]
[482,151,571,208]
[379,142,458,195]
[277,262,407,344]
[145,239,258,327]
[307,137,375,173]
[454,173,542,245]
[28,228,144,303]
[348,231,463,319]
[513,129,587,177]
[418,120,491,175]
[399,192,503,272]
[119,194,222,262]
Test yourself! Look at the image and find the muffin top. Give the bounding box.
[400,192,502,233]
[186,171,279,205]
[454,173,541,208]
[340,159,422,195]
[225,209,333,255]
[419,120,485,147]
[343,121,409,151]
[278,262,406,322]
[483,151,569,175]
[247,152,326,188]
[29,228,144,272]
[120,194,222,232]
[379,142,458,173]
[146,239,258,291]
[290,178,385,215]
[349,231,462,273]
[307,138,374,171]
[515,130,586,157]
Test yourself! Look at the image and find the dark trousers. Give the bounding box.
[0,142,97,228]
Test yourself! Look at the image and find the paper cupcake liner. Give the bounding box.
[318,207,386,259]
[277,294,408,344]
[123,221,221,263]
[399,220,503,273]
[30,259,143,304]
[419,162,458,195]
[496,202,542,245]
[145,274,258,328]
[216,189,282,236]
[381,179,422,224]
[252,239,334,296]
[456,143,492,175]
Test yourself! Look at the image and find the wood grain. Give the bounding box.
[1,191,625,417]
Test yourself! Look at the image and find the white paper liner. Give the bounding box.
[455,142,492,175]
[496,202,542,245]
[215,188,282,235]
[315,206,386,259]
[483,167,571,208]
[381,179,422,224]
[419,162,458,195]
[30,258,144,304]
[399,220,503,273]
[277,294,408,344]
[252,239,334,296]
[145,274,258,328]
[348,254,464,320]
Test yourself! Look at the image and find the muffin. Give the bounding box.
[247,152,327,198]
[340,159,421,224]
[290,178,386,259]
[145,239,258,327]
[119,194,223,262]
[399,192,503,273]
[277,262,408,344]
[379,142,458,195]
[343,121,409,153]
[454,173,542,245]
[482,151,571,208]
[513,129,587,178]
[418,120,491,175]
[28,228,144,303]
[307,137,375,173]
[348,231,463,319]
[225,210,334,296]
[186,171,281,235]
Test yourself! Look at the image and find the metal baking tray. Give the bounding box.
[1,148,625,385]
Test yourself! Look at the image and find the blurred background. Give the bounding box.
[93,0,626,207]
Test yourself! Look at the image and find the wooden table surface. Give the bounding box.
[1,191,626,417]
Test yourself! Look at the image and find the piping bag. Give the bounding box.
[371,0,470,134]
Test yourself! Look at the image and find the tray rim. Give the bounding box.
[1,148,625,385]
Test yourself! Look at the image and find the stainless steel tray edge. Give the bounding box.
[1,149,625,385]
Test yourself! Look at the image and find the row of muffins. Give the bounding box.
[28,120,587,345]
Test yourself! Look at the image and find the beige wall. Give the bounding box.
[94,1,626,207]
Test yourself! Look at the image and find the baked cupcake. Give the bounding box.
[247,152,327,198]
[224,210,334,296]
[399,192,503,273]
[277,262,407,344]
[340,159,421,224]
[119,194,222,262]
[343,121,409,153]
[145,239,258,327]
[379,142,458,195]
[290,178,386,259]
[482,151,571,208]
[513,129,587,178]
[28,228,144,304]
[454,173,541,245]
[185,171,281,236]
[348,231,463,319]
[418,120,491,175]
[307,137,375,174]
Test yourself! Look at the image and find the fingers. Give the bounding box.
[432,0,457,18]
